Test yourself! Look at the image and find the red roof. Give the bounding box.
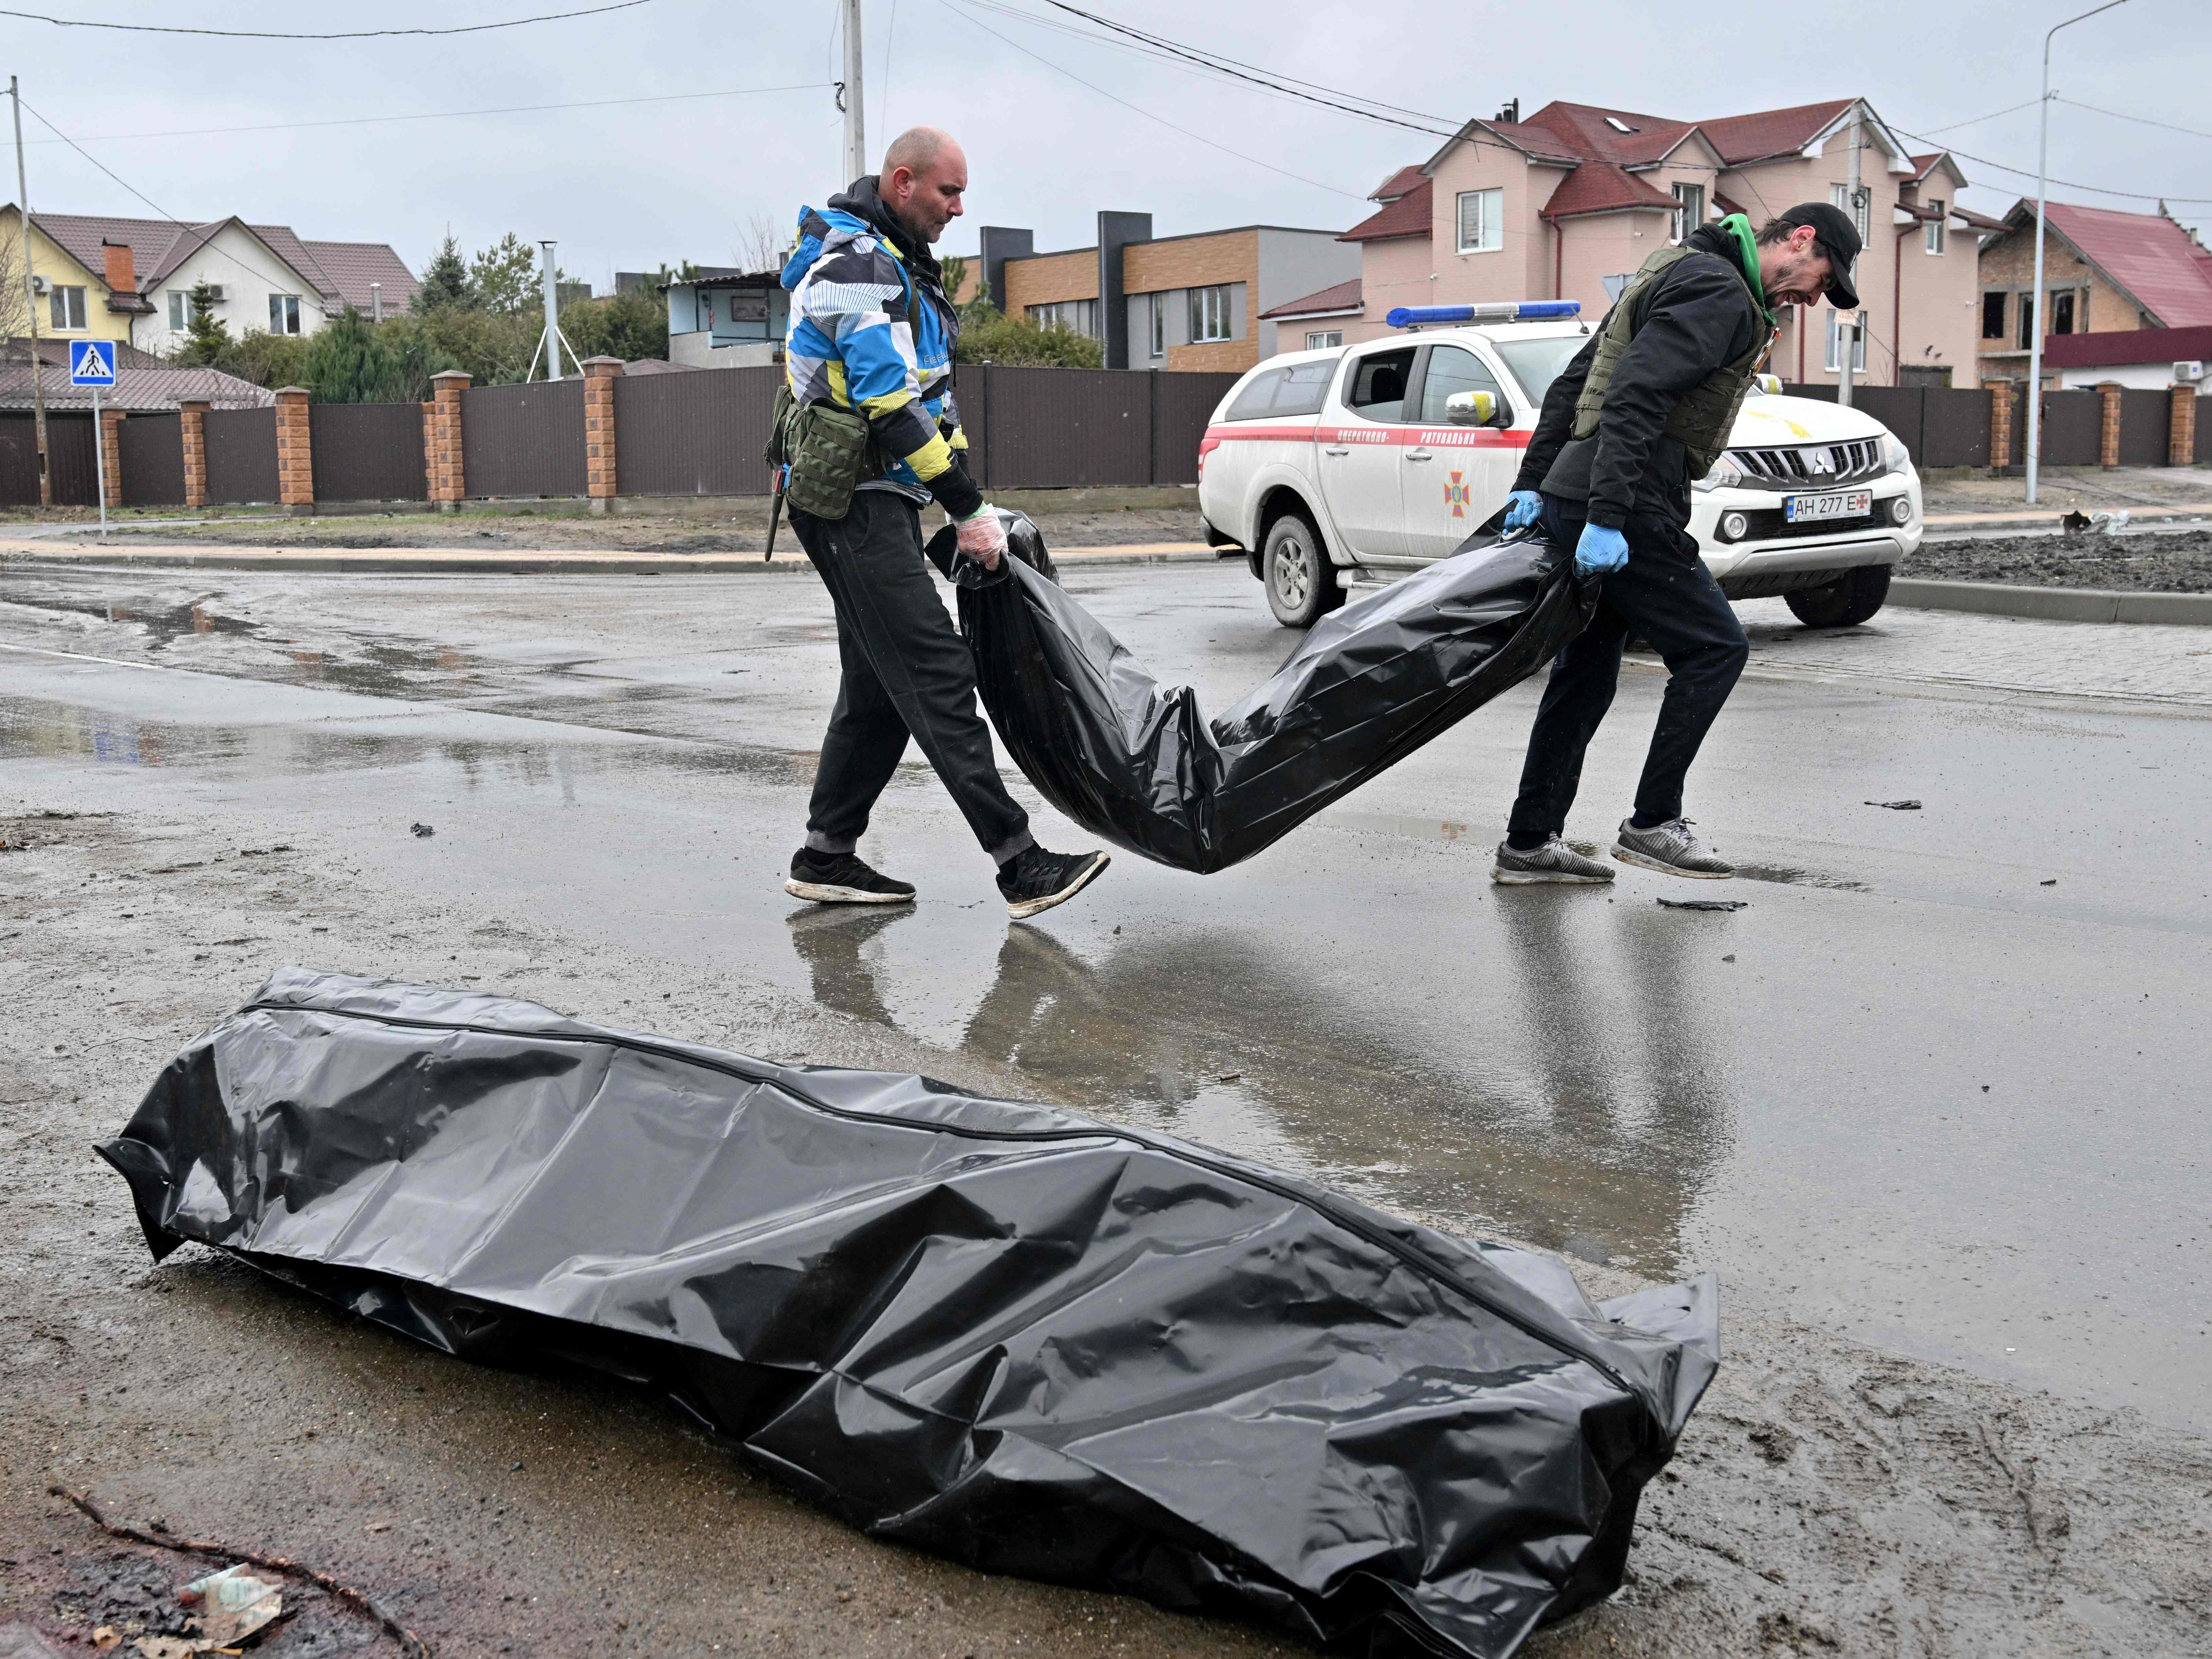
[1518,102,1694,166]
[2034,201,2212,328]
[1540,162,1675,221]
[1367,165,1427,201]
[1696,99,1854,165]
[1261,278,1362,320]
[7,205,415,314]
[1341,177,1432,243]
[2040,323,2212,371]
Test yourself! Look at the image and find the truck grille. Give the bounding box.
[1726,438,1885,490]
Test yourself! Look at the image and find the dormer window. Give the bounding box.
[1604,116,1637,134]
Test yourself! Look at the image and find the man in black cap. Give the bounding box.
[1490,202,1860,885]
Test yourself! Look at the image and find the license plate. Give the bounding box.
[1782,490,1872,523]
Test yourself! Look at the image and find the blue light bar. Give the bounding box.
[1385,300,1582,328]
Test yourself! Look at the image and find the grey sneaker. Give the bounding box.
[1491,835,1615,885]
[1611,818,1733,879]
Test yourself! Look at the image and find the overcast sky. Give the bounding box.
[5,0,2206,290]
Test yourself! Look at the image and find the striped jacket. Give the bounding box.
[780,181,981,516]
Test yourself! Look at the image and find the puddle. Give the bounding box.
[1732,863,1871,892]
[4,589,261,651]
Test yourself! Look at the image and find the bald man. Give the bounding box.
[778,128,1110,921]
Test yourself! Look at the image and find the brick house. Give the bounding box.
[0,205,417,356]
[979,213,1358,371]
[1975,201,2212,386]
[1266,97,1987,389]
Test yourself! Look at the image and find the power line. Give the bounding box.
[1913,96,2044,137]
[932,0,1370,201]
[1893,125,2212,205]
[22,83,833,148]
[1029,0,1457,135]
[2057,97,2212,143]
[0,0,650,38]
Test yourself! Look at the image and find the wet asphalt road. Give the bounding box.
[2,556,2208,1440]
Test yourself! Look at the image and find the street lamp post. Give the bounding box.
[2026,0,2129,505]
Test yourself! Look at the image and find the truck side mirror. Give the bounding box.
[1444,390,1499,427]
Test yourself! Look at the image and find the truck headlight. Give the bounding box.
[1879,433,1912,474]
[1694,455,1746,493]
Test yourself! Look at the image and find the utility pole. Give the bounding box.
[1836,101,1861,410]
[540,240,562,381]
[2028,0,2130,505]
[841,0,866,184]
[11,77,50,506]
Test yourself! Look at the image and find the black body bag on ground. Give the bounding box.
[101,971,1718,1659]
[925,512,1594,873]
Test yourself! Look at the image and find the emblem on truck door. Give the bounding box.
[1444,470,1471,517]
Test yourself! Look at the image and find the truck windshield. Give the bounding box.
[1493,337,1587,407]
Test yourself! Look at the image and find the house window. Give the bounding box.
[1149,297,1164,358]
[2052,290,2076,335]
[1925,201,1946,255]
[1824,309,1867,373]
[269,294,301,335]
[1456,188,1504,254]
[1189,284,1233,343]
[48,285,86,330]
[1026,299,1096,337]
[1671,183,1705,244]
[2016,294,2035,351]
[1981,291,2006,340]
[1305,329,1343,350]
[1830,182,1869,241]
[167,290,193,330]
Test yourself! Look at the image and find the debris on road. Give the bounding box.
[99,969,1720,1659]
[2042,878,2058,886]
[1658,898,1747,912]
[1865,799,1922,810]
[48,1486,433,1659]
[177,1564,282,1647]
[409,823,434,838]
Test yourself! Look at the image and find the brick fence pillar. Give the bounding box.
[273,386,314,512]
[581,356,624,512]
[178,398,210,509]
[97,406,126,509]
[429,370,471,509]
[2170,385,2197,467]
[2097,381,2123,469]
[1987,379,2014,473]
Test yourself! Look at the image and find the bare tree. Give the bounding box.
[734,211,791,276]
[0,234,33,360]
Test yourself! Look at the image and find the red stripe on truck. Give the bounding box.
[1201,423,1532,448]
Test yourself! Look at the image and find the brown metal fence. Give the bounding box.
[2200,402,2212,465]
[985,367,1150,488]
[1153,372,1237,484]
[2037,389,2102,466]
[204,407,280,504]
[1921,388,1990,468]
[462,380,586,497]
[2116,390,2169,469]
[117,413,186,507]
[311,402,428,502]
[0,412,98,505]
[611,365,779,495]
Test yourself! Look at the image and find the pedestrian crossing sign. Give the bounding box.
[69,339,116,386]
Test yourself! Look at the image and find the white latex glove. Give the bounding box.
[956,505,1007,570]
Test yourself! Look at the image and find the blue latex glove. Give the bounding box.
[1503,489,1543,532]
[1575,523,1629,577]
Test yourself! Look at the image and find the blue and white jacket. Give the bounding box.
[781,178,981,516]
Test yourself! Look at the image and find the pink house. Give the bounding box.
[1262,97,1987,389]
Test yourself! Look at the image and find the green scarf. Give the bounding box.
[1718,212,1778,329]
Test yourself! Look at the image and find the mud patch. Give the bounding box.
[1915,528,2212,592]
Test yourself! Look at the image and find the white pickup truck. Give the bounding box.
[1196,306,1922,630]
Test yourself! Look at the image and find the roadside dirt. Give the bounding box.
[59,502,1210,555]
[4,806,2208,1659]
[1915,527,2212,590]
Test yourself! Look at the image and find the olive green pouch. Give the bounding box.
[782,399,873,520]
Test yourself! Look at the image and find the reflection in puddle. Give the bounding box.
[787,892,1734,1274]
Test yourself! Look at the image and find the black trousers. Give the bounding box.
[790,490,1034,863]
[1506,494,1750,842]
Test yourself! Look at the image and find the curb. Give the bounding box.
[0,544,1223,577]
[1888,577,2212,626]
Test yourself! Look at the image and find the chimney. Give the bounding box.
[101,240,135,294]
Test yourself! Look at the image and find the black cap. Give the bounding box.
[1774,201,1861,311]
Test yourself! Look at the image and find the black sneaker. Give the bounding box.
[784,848,916,905]
[997,846,1110,920]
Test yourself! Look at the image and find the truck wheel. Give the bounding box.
[1264,513,1342,629]
[1785,566,1891,628]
